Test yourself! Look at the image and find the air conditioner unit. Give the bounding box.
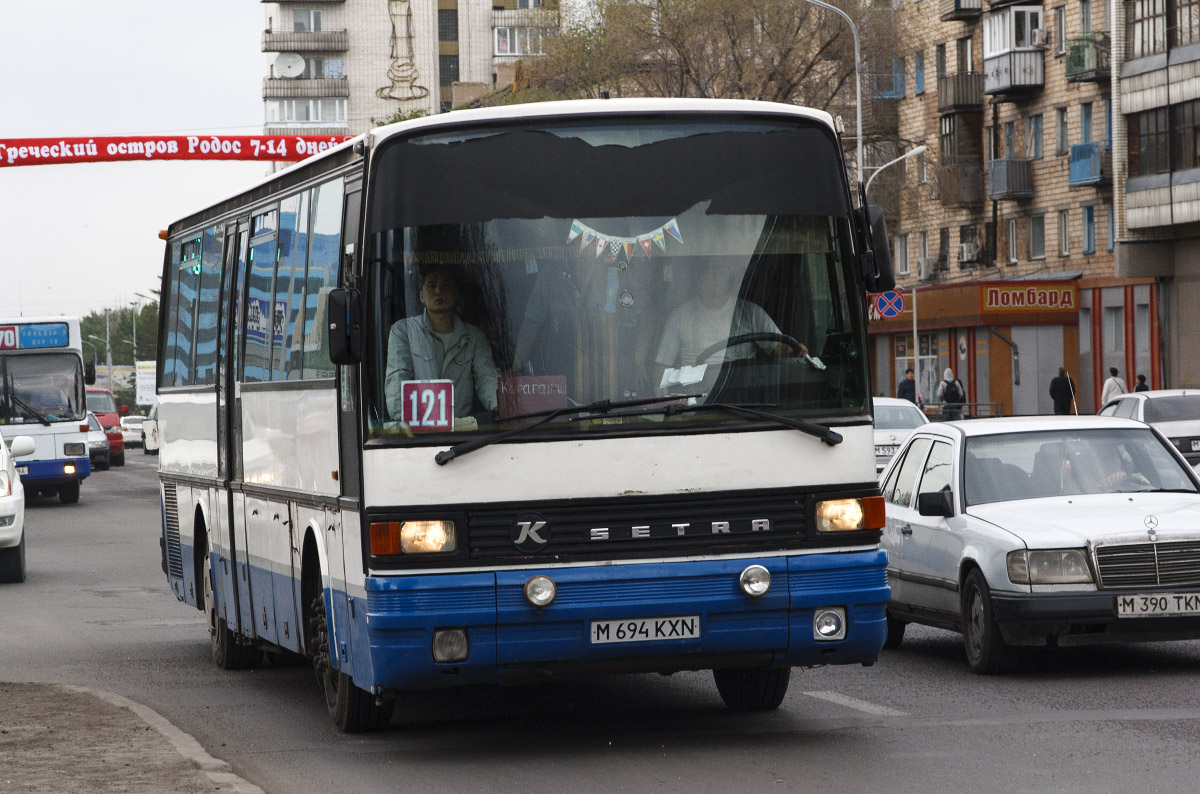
[959,241,981,263]
[1032,28,1050,47]
[917,257,937,281]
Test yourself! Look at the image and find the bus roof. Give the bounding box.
[165,98,839,235]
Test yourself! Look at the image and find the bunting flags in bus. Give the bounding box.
[567,218,683,262]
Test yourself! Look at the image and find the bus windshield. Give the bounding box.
[363,116,869,440]
[0,353,86,424]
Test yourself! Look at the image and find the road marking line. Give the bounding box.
[802,690,908,716]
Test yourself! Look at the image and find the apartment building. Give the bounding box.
[260,0,556,137]
[871,0,1161,414]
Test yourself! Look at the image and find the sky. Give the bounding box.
[1,2,270,318]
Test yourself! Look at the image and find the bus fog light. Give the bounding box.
[432,629,469,663]
[63,463,76,475]
[524,575,557,607]
[739,565,771,598]
[813,608,846,641]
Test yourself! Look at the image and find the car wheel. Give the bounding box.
[0,533,27,583]
[309,592,394,732]
[203,534,259,670]
[59,481,80,505]
[112,452,125,467]
[961,569,1018,674]
[884,611,906,649]
[712,667,791,711]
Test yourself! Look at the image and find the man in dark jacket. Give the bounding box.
[1049,367,1075,415]
[897,367,917,403]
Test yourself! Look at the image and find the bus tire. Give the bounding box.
[713,666,791,711]
[309,592,394,732]
[59,481,80,504]
[203,534,259,670]
[0,534,27,583]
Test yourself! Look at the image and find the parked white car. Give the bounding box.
[1,435,37,583]
[1099,389,1200,466]
[141,403,159,456]
[872,396,929,474]
[120,415,145,448]
[879,415,1200,673]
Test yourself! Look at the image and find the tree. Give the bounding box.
[515,0,898,118]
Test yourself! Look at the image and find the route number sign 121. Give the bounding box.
[400,380,454,431]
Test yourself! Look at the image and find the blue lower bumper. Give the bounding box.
[355,550,888,692]
[20,457,90,484]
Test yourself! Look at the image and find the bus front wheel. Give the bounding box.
[309,593,393,732]
[713,666,791,711]
[58,481,80,504]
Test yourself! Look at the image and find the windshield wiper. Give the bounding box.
[11,394,52,427]
[609,401,843,446]
[434,394,704,465]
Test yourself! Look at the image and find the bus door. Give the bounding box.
[222,219,256,638]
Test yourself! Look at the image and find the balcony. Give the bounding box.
[983,49,1044,94]
[1068,141,1111,186]
[937,73,985,112]
[987,158,1034,199]
[262,77,350,99]
[262,30,349,53]
[941,0,982,20]
[1065,33,1110,83]
[936,163,986,208]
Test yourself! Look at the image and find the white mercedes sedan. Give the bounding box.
[1,434,36,583]
[879,415,1200,673]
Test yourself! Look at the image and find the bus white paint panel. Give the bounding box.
[159,392,218,478]
[240,387,338,495]
[362,425,876,507]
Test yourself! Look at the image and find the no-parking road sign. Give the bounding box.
[875,290,905,318]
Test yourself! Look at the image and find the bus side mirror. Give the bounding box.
[327,288,363,365]
[85,362,96,385]
[856,205,895,293]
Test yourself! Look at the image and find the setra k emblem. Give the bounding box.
[512,513,550,552]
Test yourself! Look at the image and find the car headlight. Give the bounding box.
[815,496,886,532]
[369,520,457,556]
[1007,549,1093,584]
[89,440,107,449]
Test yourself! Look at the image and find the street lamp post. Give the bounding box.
[801,0,863,190]
[864,145,927,198]
[88,332,112,391]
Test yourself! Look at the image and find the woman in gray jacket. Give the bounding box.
[385,266,499,423]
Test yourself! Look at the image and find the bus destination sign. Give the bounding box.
[0,322,70,351]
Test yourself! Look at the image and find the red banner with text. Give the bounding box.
[0,134,355,168]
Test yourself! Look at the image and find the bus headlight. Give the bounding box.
[815,496,885,533]
[64,443,85,457]
[370,520,457,556]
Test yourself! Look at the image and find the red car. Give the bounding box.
[85,387,126,466]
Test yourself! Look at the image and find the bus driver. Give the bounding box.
[384,265,500,423]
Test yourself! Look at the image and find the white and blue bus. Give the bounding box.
[155,99,896,732]
[0,316,92,504]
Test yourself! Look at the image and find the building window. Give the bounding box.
[1126,0,1166,60]
[1004,121,1016,158]
[1026,114,1044,158]
[1056,107,1069,154]
[1129,107,1170,175]
[1081,101,1094,142]
[941,115,957,159]
[1174,0,1200,46]
[957,36,973,71]
[265,98,346,124]
[920,230,929,261]
[1108,205,1116,250]
[915,50,925,94]
[518,0,543,7]
[1171,99,1200,170]
[299,57,342,79]
[917,151,928,183]
[1104,306,1125,352]
[935,44,947,77]
[1007,218,1018,263]
[1059,209,1070,255]
[1081,0,1093,31]
[438,9,459,42]
[495,27,546,56]
[896,234,911,275]
[1083,206,1096,253]
[938,227,951,270]
[984,7,1044,55]
[292,8,322,32]
[439,54,459,86]
[1055,7,1067,55]
[1030,213,1046,259]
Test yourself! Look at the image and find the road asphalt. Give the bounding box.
[1,682,263,794]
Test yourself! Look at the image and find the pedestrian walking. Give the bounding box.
[897,367,917,404]
[1135,374,1150,392]
[937,367,966,421]
[1100,367,1128,405]
[1049,367,1076,415]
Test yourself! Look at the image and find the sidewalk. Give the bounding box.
[0,682,264,794]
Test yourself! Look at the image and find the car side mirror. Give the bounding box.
[8,436,36,458]
[119,404,130,415]
[917,489,954,518]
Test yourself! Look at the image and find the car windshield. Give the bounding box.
[123,417,143,426]
[362,115,868,443]
[1144,395,1200,423]
[86,391,117,414]
[0,352,87,423]
[964,428,1198,506]
[875,404,925,430]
